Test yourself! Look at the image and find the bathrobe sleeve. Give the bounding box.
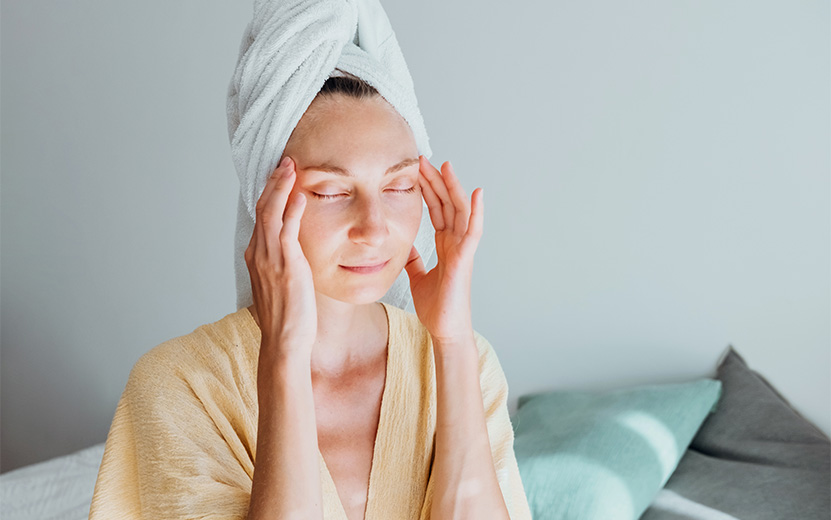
[89,339,254,520]
[419,331,533,520]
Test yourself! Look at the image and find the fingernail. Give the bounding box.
[280,157,290,167]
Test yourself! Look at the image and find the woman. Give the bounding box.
[89,7,531,520]
[244,75,529,519]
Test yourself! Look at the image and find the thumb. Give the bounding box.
[403,245,426,283]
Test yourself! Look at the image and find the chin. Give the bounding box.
[316,260,407,304]
[327,289,387,305]
[325,275,401,305]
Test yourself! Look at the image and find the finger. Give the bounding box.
[260,169,297,256]
[461,187,484,254]
[248,192,268,268]
[246,212,261,263]
[403,244,426,283]
[418,168,445,230]
[419,156,455,232]
[280,191,306,263]
[246,210,267,291]
[256,156,294,215]
[250,163,289,263]
[443,161,472,237]
[421,157,456,232]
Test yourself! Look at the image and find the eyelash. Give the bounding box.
[311,186,417,200]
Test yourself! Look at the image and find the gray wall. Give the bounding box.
[2,0,828,473]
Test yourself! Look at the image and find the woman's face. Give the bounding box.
[282,94,423,304]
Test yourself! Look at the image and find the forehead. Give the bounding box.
[290,95,417,157]
[302,156,419,178]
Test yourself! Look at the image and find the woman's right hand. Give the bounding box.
[244,156,317,361]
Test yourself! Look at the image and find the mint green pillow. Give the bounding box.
[513,379,722,520]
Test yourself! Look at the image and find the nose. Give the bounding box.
[348,194,388,247]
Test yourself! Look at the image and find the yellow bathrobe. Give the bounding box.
[89,302,532,519]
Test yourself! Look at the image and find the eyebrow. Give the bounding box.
[303,157,420,177]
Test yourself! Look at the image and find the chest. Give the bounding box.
[313,365,387,520]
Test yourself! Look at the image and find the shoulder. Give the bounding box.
[127,307,259,394]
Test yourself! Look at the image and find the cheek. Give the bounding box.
[295,207,334,262]
[391,197,423,243]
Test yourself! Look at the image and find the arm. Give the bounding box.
[245,156,322,519]
[407,157,531,518]
[430,333,511,520]
[247,350,323,520]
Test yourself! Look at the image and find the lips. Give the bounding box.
[339,259,390,274]
[343,259,387,267]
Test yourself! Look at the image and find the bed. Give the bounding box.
[2,346,828,520]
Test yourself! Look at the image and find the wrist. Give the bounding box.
[260,332,313,357]
[258,340,311,377]
[431,331,477,359]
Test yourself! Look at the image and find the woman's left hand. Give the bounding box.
[404,155,484,347]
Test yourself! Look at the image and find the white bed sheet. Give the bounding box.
[0,442,105,520]
[0,440,744,520]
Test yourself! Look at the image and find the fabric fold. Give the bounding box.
[87,304,532,519]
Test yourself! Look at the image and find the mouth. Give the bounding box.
[339,259,390,274]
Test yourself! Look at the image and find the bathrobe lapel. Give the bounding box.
[318,302,436,520]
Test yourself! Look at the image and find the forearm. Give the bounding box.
[247,350,323,520]
[430,334,510,520]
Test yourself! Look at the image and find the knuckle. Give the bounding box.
[259,208,278,222]
[279,230,295,248]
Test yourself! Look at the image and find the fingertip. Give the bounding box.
[293,191,306,211]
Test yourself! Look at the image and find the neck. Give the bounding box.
[247,296,387,377]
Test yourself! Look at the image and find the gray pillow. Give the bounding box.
[640,346,830,520]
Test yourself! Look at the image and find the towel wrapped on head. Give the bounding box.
[226,0,435,311]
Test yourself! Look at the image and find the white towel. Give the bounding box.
[226,0,435,312]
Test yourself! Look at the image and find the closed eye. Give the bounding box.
[310,187,417,200]
[310,192,346,200]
